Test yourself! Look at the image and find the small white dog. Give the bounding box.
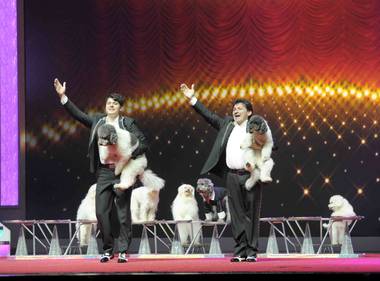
[171,184,202,246]
[76,184,97,246]
[323,195,356,245]
[97,124,165,190]
[130,185,163,223]
[240,115,274,190]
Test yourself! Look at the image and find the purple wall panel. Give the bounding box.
[0,0,19,206]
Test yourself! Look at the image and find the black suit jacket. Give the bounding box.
[193,100,234,178]
[63,99,148,173]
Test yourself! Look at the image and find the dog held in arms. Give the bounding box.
[171,184,202,246]
[240,114,275,190]
[97,123,165,191]
[322,195,356,246]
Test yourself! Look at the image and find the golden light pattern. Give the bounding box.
[77,82,379,116]
[27,81,380,143]
[26,80,380,200]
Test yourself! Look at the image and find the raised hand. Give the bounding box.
[54,78,66,98]
[180,83,195,99]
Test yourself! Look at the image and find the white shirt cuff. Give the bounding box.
[60,95,68,105]
[190,96,197,106]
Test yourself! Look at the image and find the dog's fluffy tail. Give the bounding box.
[140,169,165,190]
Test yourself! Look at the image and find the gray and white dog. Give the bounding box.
[240,115,274,190]
[196,178,230,222]
[97,124,165,191]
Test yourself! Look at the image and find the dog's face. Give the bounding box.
[247,115,267,134]
[328,195,347,211]
[178,184,195,198]
[97,124,118,146]
[196,178,214,198]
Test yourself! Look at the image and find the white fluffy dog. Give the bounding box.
[323,195,356,245]
[130,185,163,223]
[97,124,165,191]
[171,184,202,246]
[76,184,97,246]
[240,115,274,190]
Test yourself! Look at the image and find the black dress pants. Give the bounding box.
[95,167,132,254]
[226,171,263,257]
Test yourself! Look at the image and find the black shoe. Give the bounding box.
[118,252,128,263]
[230,256,246,262]
[246,255,257,262]
[100,252,114,263]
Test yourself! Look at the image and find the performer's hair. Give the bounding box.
[107,93,125,107]
[233,98,253,112]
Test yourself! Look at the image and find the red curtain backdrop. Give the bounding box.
[53,0,380,99]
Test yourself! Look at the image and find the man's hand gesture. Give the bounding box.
[54,78,66,98]
[180,83,195,99]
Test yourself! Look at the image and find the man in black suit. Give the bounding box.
[53,78,148,263]
[180,83,263,262]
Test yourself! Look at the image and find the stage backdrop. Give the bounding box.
[24,0,380,236]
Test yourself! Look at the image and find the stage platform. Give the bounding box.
[0,253,380,276]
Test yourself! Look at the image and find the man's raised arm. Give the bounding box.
[53,78,93,128]
[180,83,224,130]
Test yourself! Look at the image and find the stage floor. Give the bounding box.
[1,253,380,276]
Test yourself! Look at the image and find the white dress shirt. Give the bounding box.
[225,120,247,170]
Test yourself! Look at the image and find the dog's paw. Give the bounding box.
[193,242,202,247]
[113,183,130,190]
[146,216,156,222]
[259,175,272,183]
[245,178,256,190]
[245,184,253,191]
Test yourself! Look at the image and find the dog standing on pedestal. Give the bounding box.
[76,184,97,246]
[171,184,202,246]
[323,195,356,245]
[195,178,230,223]
[130,185,163,223]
